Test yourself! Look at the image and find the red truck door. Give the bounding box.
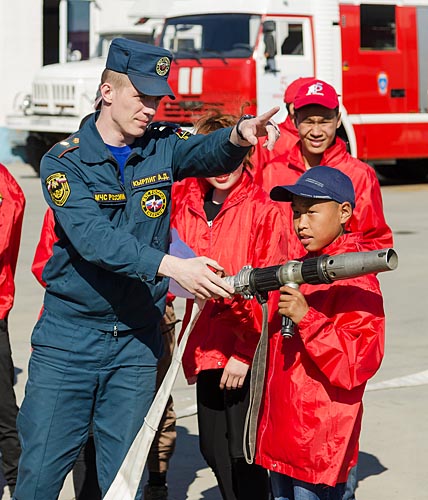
[340,3,418,115]
[340,3,419,159]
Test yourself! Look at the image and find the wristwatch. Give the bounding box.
[236,114,256,141]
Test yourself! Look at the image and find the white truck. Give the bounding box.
[6,16,164,173]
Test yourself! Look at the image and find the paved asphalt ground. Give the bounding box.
[1,162,427,499]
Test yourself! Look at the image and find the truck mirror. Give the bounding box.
[263,20,276,35]
[263,20,277,72]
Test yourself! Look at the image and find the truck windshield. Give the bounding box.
[160,14,260,59]
[95,33,156,58]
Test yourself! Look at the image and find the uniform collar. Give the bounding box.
[78,112,150,165]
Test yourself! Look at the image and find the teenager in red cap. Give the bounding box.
[261,78,393,259]
[252,76,314,182]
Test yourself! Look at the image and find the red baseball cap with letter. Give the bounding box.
[293,79,339,110]
[283,77,314,104]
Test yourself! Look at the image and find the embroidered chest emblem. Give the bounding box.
[141,189,167,218]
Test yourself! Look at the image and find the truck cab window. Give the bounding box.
[96,33,156,58]
[281,23,304,55]
[67,0,90,61]
[160,14,260,58]
[360,4,396,50]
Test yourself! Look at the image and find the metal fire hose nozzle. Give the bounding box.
[225,249,398,296]
[223,265,255,299]
[224,248,398,337]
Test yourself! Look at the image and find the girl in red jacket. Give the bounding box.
[256,166,385,500]
[172,110,288,500]
[0,163,25,497]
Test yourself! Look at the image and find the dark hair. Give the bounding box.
[295,105,340,118]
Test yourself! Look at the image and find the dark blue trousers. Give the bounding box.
[14,310,162,500]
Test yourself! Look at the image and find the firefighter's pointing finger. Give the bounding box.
[265,118,281,151]
[230,106,281,148]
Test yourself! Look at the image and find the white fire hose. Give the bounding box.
[103,299,204,500]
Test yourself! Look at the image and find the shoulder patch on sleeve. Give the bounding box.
[46,172,71,206]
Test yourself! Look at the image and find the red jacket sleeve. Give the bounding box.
[347,160,393,250]
[231,203,288,363]
[0,165,26,318]
[0,166,26,273]
[297,278,385,390]
[32,208,58,287]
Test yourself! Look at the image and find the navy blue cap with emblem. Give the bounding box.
[270,165,356,208]
[106,38,175,99]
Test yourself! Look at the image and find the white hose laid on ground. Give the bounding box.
[103,299,204,500]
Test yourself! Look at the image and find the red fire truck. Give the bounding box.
[156,0,428,178]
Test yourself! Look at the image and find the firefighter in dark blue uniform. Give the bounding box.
[14,38,281,500]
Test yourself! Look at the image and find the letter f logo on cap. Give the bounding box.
[306,82,325,96]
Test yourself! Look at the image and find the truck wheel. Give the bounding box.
[25,133,63,176]
[336,125,351,153]
[374,160,427,182]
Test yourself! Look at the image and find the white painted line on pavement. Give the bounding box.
[366,369,428,391]
[176,404,197,419]
[174,372,428,415]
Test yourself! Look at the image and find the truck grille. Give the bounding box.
[32,82,78,115]
[52,84,75,102]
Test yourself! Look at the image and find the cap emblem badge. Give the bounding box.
[306,82,325,96]
[156,57,171,76]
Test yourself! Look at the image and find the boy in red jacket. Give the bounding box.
[255,166,385,500]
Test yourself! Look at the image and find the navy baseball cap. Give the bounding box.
[106,38,175,99]
[270,166,355,208]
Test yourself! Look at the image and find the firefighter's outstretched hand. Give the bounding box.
[230,106,281,150]
[158,254,234,300]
